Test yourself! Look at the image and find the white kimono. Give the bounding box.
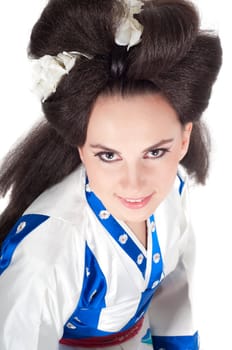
[0,165,199,350]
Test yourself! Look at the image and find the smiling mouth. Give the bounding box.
[117,194,153,209]
[124,198,145,203]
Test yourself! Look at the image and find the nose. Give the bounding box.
[119,162,145,194]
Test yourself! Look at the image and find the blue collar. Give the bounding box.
[85,179,163,285]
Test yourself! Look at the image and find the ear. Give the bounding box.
[179,122,193,161]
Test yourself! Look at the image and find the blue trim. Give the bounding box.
[122,288,157,331]
[142,328,153,345]
[85,178,163,281]
[85,179,149,277]
[62,243,108,339]
[152,331,199,350]
[177,174,185,195]
[61,178,164,340]
[0,214,49,275]
[147,214,163,290]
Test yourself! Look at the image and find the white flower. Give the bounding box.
[115,0,144,50]
[152,280,159,289]
[16,221,27,234]
[153,253,161,264]
[119,234,128,244]
[99,210,111,220]
[31,51,92,102]
[66,322,76,330]
[150,221,156,233]
[85,183,92,193]
[137,253,144,265]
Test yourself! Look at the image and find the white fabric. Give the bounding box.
[0,165,197,349]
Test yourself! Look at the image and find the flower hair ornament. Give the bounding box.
[115,0,144,49]
[31,0,144,102]
[30,51,92,102]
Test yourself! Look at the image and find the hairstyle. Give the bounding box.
[0,0,222,244]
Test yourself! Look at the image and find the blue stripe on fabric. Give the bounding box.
[62,243,107,339]
[152,331,199,350]
[177,174,185,195]
[141,328,153,345]
[85,180,147,277]
[147,214,163,290]
[60,176,164,340]
[121,286,157,332]
[120,217,163,331]
[0,214,49,275]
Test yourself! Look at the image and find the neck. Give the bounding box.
[125,220,147,248]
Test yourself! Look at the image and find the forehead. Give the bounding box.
[86,93,180,138]
[91,93,177,115]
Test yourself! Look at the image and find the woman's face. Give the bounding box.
[78,93,192,228]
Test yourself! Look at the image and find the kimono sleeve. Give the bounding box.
[148,179,199,350]
[0,215,85,350]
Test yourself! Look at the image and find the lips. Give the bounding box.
[117,194,153,209]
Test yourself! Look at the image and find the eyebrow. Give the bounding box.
[90,138,174,153]
[143,138,174,152]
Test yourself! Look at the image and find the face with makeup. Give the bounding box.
[78,93,192,234]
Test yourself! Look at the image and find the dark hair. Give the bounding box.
[0,0,222,244]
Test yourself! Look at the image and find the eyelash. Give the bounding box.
[94,148,170,163]
[144,148,170,159]
[94,152,120,162]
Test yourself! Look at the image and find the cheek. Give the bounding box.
[154,155,181,192]
[86,165,111,196]
[158,168,176,191]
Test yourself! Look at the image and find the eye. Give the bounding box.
[94,151,121,162]
[144,148,170,159]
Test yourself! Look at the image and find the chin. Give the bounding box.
[120,209,154,223]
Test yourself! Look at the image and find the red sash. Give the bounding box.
[59,317,144,348]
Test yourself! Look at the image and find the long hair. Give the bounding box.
[0,0,222,244]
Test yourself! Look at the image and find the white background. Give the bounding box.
[0,1,231,349]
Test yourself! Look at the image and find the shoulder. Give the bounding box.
[0,215,85,341]
[0,213,86,277]
[0,164,97,276]
[24,164,88,225]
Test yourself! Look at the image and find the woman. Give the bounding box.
[0,0,222,349]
